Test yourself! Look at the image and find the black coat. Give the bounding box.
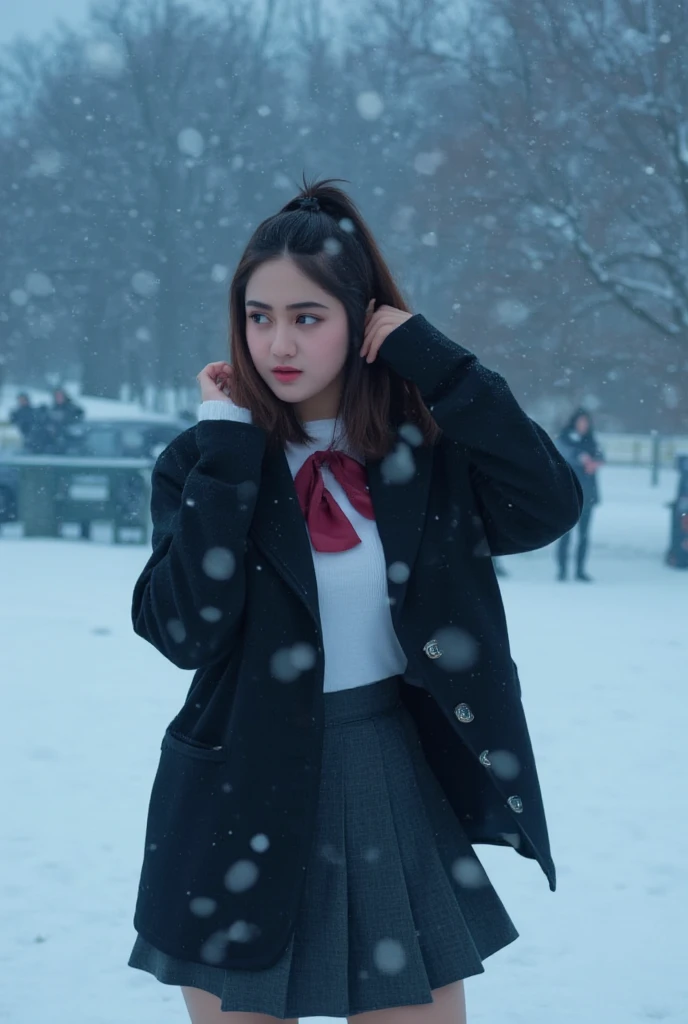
[45,399,85,453]
[130,314,582,971]
[10,405,49,453]
[10,405,36,437]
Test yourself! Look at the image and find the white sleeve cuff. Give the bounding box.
[197,400,253,424]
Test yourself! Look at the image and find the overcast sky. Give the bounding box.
[0,0,323,45]
[0,0,92,44]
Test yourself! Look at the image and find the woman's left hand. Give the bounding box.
[360,300,413,363]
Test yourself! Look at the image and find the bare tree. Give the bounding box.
[466,0,688,353]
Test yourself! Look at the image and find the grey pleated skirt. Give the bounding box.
[128,675,519,1017]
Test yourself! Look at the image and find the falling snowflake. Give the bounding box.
[224,860,260,893]
[84,40,125,77]
[166,619,186,644]
[227,920,261,943]
[189,896,218,918]
[211,264,229,283]
[30,149,63,177]
[373,938,407,974]
[387,561,410,584]
[398,423,423,447]
[489,749,521,781]
[199,607,223,623]
[414,150,446,176]
[432,625,479,671]
[25,272,54,297]
[270,643,315,682]
[131,270,160,299]
[178,128,205,159]
[356,91,384,120]
[451,857,489,888]
[202,547,236,581]
[380,442,416,485]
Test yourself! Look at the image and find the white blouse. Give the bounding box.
[197,400,408,692]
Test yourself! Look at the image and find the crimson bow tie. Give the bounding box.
[293,449,375,552]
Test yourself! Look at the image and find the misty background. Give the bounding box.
[1,0,687,432]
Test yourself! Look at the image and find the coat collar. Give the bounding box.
[249,430,434,630]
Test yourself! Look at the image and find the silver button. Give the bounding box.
[479,749,491,766]
[454,703,474,723]
[423,639,443,659]
[507,795,523,814]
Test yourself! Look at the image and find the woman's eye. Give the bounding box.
[248,313,320,325]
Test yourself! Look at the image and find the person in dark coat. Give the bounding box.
[44,387,85,453]
[9,393,35,439]
[127,178,582,1023]
[554,407,605,582]
[9,393,50,453]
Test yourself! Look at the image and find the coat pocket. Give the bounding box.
[161,728,227,762]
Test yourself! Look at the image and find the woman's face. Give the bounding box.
[575,414,590,435]
[244,257,350,421]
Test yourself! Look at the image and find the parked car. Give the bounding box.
[0,417,187,523]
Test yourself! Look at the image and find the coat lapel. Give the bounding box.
[249,445,322,627]
[249,434,435,631]
[367,439,434,628]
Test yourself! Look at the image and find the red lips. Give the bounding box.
[272,367,303,381]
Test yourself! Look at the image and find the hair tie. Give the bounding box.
[295,196,321,213]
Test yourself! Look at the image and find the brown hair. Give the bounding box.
[228,175,441,459]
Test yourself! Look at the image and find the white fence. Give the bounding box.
[596,433,688,468]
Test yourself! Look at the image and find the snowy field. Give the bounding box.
[1,464,686,1024]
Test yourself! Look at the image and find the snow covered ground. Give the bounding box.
[1,464,686,1024]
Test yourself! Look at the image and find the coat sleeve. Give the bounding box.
[131,420,266,669]
[378,314,583,556]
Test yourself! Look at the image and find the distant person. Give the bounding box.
[9,393,50,453]
[9,393,36,444]
[555,407,605,582]
[45,387,85,453]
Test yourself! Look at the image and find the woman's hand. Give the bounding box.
[579,452,603,475]
[360,300,413,363]
[196,362,235,403]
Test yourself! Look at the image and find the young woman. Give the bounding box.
[554,407,605,582]
[127,179,582,1024]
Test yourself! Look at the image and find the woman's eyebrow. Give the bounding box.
[245,300,330,310]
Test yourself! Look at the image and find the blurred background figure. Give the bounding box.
[555,407,605,582]
[9,393,37,448]
[9,392,50,453]
[44,387,85,454]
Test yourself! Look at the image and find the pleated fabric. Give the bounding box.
[128,675,519,1017]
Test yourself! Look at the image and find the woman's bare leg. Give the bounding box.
[348,979,467,1024]
[181,985,298,1024]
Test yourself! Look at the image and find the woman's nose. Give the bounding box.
[270,329,297,357]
